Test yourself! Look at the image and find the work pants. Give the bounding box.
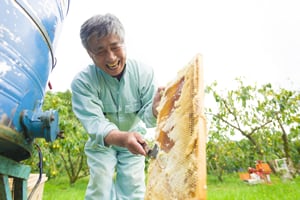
[84,145,146,200]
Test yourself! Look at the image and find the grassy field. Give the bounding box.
[207,174,300,200]
[42,174,300,200]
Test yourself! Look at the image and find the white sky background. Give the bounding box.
[50,0,300,92]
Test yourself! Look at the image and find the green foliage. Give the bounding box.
[24,90,89,184]
[23,78,300,186]
[205,78,300,180]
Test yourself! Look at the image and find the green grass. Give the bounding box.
[42,174,300,200]
[43,176,88,200]
[207,174,300,200]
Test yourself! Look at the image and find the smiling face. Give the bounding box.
[87,34,126,79]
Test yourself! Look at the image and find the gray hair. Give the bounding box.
[80,13,125,50]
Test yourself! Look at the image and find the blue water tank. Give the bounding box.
[0,0,70,161]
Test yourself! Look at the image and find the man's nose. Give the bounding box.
[106,48,116,60]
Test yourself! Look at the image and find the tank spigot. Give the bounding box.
[21,109,60,142]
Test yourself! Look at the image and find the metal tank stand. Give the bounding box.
[0,155,31,200]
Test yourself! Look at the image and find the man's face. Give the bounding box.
[87,34,126,78]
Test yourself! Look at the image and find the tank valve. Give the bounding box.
[21,109,60,142]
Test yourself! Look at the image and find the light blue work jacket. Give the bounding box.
[71,58,157,147]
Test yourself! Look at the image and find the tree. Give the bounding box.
[25,90,89,185]
[205,78,300,178]
[207,130,247,181]
[257,84,300,176]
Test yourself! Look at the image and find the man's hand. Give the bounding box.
[124,132,147,156]
[152,87,165,117]
[104,130,147,156]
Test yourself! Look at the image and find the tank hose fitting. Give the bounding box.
[21,109,59,142]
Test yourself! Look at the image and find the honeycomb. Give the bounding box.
[145,54,207,200]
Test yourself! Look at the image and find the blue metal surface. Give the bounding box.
[21,109,59,142]
[0,0,70,161]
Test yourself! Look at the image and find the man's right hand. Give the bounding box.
[104,130,147,156]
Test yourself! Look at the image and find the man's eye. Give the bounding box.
[111,47,121,51]
[96,50,105,55]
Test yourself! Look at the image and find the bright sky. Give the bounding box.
[49,0,300,92]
